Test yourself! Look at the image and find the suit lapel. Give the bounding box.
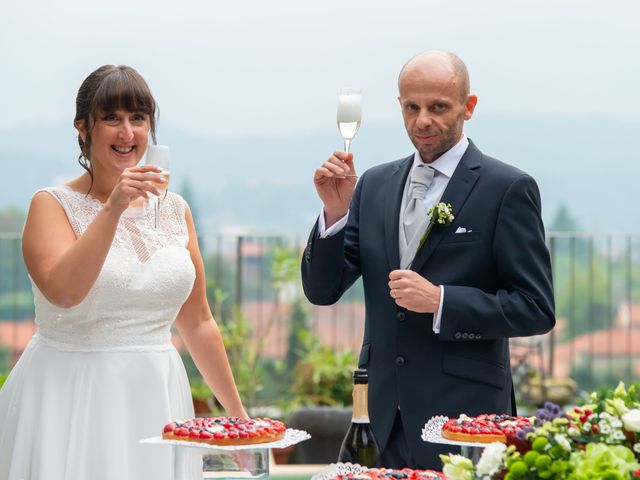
[384,156,413,271]
[410,141,482,272]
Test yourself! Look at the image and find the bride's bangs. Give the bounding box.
[91,68,157,118]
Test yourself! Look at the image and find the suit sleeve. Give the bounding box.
[301,177,364,305]
[439,174,555,340]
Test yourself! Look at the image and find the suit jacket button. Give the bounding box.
[454,332,462,340]
[476,334,482,340]
[396,311,405,321]
[468,333,475,340]
[395,356,405,366]
[462,333,469,340]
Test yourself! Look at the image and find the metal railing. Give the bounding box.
[0,232,638,393]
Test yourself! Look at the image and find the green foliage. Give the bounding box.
[285,298,310,373]
[0,345,11,373]
[189,377,213,402]
[440,382,640,479]
[0,370,8,389]
[585,381,640,407]
[270,245,300,291]
[0,291,35,320]
[291,330,358,407]
[0,237,33,305]
[220,306,265,411]
[215,243,303,413]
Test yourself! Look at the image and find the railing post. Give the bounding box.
[235,235,243,308]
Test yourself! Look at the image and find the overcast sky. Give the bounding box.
[1,0,639,138]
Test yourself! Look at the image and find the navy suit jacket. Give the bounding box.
[301,140,555,468]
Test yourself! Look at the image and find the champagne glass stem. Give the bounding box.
[338,139,357,178]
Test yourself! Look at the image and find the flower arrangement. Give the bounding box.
[440,382,640,479]
[418,202,455,249]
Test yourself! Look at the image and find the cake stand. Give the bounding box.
[422,416,487,463]
[141,428,311,479]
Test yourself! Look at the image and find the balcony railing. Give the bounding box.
[0,232,638,395]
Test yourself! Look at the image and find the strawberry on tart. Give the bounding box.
[162,416,286,446]
[441,413,533,444]
[331,467,444,480]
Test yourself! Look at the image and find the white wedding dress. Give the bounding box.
[0,186,200,480]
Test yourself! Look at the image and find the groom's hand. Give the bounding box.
[388,270,440,313]
[314,151,357,227]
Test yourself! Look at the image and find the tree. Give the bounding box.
[0,205,26,233]
[285,297,311,373]
[549,203,581,232]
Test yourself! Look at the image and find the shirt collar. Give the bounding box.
[412,134,469,178]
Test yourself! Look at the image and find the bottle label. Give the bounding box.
[352,384,370,422]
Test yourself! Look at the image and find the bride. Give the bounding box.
[0,65,247,479]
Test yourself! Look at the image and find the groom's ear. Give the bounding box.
[464,94,478,120]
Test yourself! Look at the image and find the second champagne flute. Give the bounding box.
[144,145,171,231]
[336,87,362,179]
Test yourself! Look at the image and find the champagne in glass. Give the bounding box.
[144,145,171,231]
[336,88,362,178]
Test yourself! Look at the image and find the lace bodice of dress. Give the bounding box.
[32,186,196,350]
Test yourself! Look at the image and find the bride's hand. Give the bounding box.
[106,165,164,213]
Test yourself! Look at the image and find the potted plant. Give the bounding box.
[190,378,214,416]
[285,331,358,464]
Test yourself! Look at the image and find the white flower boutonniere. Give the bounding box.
[418,202,455,249]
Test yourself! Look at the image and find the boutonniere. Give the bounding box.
[418,202,455,249]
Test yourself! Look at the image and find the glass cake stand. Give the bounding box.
[141,428,311,480]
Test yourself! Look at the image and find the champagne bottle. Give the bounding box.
[338,369,381,467]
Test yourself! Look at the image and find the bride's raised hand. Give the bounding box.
[106,165,164,213]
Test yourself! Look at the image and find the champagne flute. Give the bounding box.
[336,87,362,178]
[144,145,171,231]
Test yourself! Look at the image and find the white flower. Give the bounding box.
[607,398,629,416]
[612,430,626,441]
[567,427,579,437]
[634,443,640,453]
[600,424,611,434]
[554,434,572,452]
[476,442,507,476]
[622,409,640,432]
[583,422,592,433]
[441,455,474,480]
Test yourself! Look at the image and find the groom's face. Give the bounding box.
[398,61,476,163]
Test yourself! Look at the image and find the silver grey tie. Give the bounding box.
[403,165,436,244]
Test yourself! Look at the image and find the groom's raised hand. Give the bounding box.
[388,269,440,313]
[313,151,357,227]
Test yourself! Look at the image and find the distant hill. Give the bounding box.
[1,114,638,235]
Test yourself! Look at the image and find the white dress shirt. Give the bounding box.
[318,135,470,333]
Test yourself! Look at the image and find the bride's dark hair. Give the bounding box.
[74,65,158,194]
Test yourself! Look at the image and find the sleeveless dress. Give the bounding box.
[0,186,200,480]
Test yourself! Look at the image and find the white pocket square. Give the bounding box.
[455,226,472,234]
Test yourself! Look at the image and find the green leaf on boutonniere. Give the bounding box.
[417,202,455,250]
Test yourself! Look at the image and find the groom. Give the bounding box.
[301,51,555,469]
